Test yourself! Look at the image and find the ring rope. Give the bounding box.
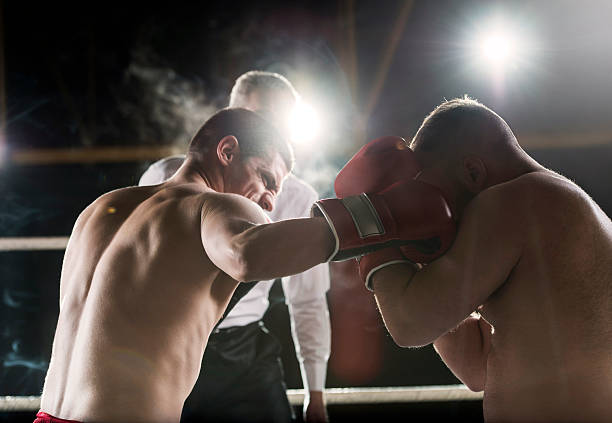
[0,237,69,251]
[0,396,41,412]
[9,146,183,165]
[5,133,612,167]
[287,385,482,405]
[0,386,482,412]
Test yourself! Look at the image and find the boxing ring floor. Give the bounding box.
[0,238,484,422]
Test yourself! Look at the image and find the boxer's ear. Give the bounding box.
[461,156,487,193]
[217,136,240,166]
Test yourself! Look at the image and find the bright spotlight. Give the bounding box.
[480,32,517,64]
[468,16,534,74]
[290,101,321,145]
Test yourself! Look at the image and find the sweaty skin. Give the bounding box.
[373,170,612,422]
[40,155,334,423]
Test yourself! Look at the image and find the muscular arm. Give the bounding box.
[433,314,493,391]
[371,185,523,347]
[201,192,335,282]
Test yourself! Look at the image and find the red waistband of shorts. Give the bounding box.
[34,411,83,423]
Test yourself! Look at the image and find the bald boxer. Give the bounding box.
[364,98,612,421]
[37,108,336,423]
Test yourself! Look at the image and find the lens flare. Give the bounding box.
[480,31,517,64]
[290,101,321,146]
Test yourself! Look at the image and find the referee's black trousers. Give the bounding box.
[181,320,294,423]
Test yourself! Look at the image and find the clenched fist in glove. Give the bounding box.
[312,136,456,289]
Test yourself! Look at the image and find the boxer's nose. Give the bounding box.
[259,192,274,212]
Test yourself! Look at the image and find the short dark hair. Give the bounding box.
[188,108,294,171]
[410,96,516,156]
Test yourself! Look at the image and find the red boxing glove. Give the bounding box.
[334,136,421,197]
[314,135,456,289]
[313,178,456,262]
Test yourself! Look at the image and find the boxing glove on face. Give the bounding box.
[314,135,456,289]
[313,178,456,262]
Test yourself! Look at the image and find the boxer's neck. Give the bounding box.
[173,157,223,192]
[485,147,545,189]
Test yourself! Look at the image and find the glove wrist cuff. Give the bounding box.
[364,258,412,291]
[359,247,413,291]
[312,195,389,262]
[311,201,340,262]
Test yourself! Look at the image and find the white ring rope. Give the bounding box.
[0,386,482,412]
[0,237,69,251]
[287,385,482,405]
[0,396,41,412]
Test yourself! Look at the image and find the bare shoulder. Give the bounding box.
[73,186,139,227]
[71,184,190,236]
[481,170,612,268]
[453,171,575,253]
[472,170,590,220]
[200,190,269,225]
[507,170,607,223]
[508,170,592,201]
[460,174,533,233]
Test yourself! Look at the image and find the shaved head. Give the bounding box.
[410,97,518,166]
[407,97,535,217]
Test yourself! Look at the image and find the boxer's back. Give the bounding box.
[41,183,239,422]
[481,170,612,422]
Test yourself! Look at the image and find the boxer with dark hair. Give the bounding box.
[358,97,612,422]
[140,70,332,423]
[37,108,336,423]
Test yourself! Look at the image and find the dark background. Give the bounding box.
[1,0,611,420]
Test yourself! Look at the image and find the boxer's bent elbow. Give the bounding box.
[463,377,485,392]
[432,317,488,392]
[386,319,436,348]
[392,334,434,349]
[446,364,485,392]
[389,331,419,348]
[387,303,466,349]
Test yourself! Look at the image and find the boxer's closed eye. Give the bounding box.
[261,172,277,194]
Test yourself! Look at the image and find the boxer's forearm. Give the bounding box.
[232,217,335,282]
[433,315,491,392]
[370,262,429,347]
